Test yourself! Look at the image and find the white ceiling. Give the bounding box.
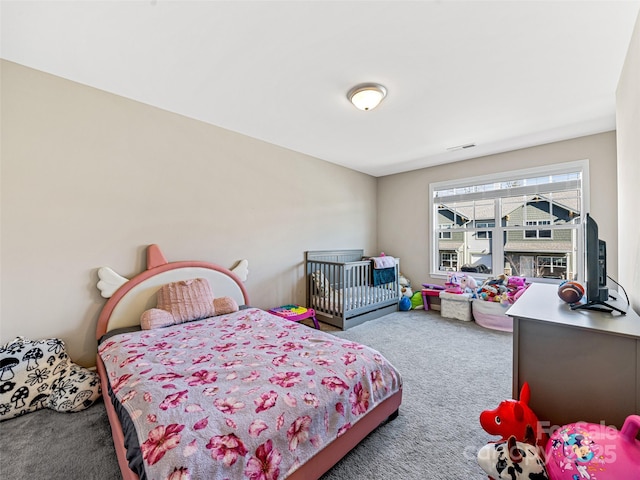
[2,1,639,177]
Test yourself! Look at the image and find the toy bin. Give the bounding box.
[472,299,513,332]
[439,292,473,321]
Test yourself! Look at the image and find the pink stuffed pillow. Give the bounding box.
[213,296,239,316]
[140,278,238,330]
[156,278,215,322]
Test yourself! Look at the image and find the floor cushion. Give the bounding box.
[0,337,101,421]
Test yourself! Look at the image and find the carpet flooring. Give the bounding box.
[0,309,512,479]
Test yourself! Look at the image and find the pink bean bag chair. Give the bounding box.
[546,414,640,480]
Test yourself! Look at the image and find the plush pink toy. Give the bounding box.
[479,382,548,449]
[506,276,528,303]
[507,276,527,289]
[546,415,640,480]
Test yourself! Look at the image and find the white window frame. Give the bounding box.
[429,160,590,282]
[440,252,458,271]
[537,256,567,268]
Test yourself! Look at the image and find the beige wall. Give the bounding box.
[377,132,619,290]
[0,60,378,366]
[3,31,635,367]
[616,10,640,314]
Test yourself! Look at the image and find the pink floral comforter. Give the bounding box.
[98,308,402,480]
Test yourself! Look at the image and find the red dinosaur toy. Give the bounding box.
[479,382,548,448]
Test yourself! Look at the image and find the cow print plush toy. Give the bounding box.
[477,425,549,480]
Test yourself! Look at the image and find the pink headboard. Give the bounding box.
[95,245,249,339]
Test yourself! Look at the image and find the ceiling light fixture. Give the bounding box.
[347,83,387,111]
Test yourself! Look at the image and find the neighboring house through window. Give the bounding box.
[476,222,494,239]
[440,252,458,271]
[525,220,552,239]
[429,160,588,282]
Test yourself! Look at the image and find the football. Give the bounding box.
[557,281,585,304]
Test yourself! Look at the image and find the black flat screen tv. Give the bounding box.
[571,214,626,314]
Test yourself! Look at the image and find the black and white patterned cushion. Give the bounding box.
[0,337,101,421]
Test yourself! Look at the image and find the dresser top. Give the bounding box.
[507,283,640,338]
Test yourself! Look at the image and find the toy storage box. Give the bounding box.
[439,292,473,321]
[472,299,513,332]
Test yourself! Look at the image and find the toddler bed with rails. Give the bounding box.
[95,244,403,480]
[305,250,400,330]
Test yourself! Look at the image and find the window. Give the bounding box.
[537,256,568,279]
[440,252,458,271]
[438,222,454,239]
[476,222,494,239]
[430,161,588,282]
[525,220,552,239]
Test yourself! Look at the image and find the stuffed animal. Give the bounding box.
[477,275,511,302]
[0,337,101,421]
[507,276,526,289]
[487,274,509,294]
[409,291,423,309]
[399,296,412,311]
[477,425,549,480]
[479,382,548,449]
[141,278,238,330]
[478,284,498,301]
[506,276,528,303]
[398,273,413,297]
[460,274,478,293]
[496,292,510,305]
[444,272,460,293]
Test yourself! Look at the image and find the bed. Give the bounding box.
[95,245,403,480]
[305,250,400,330]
